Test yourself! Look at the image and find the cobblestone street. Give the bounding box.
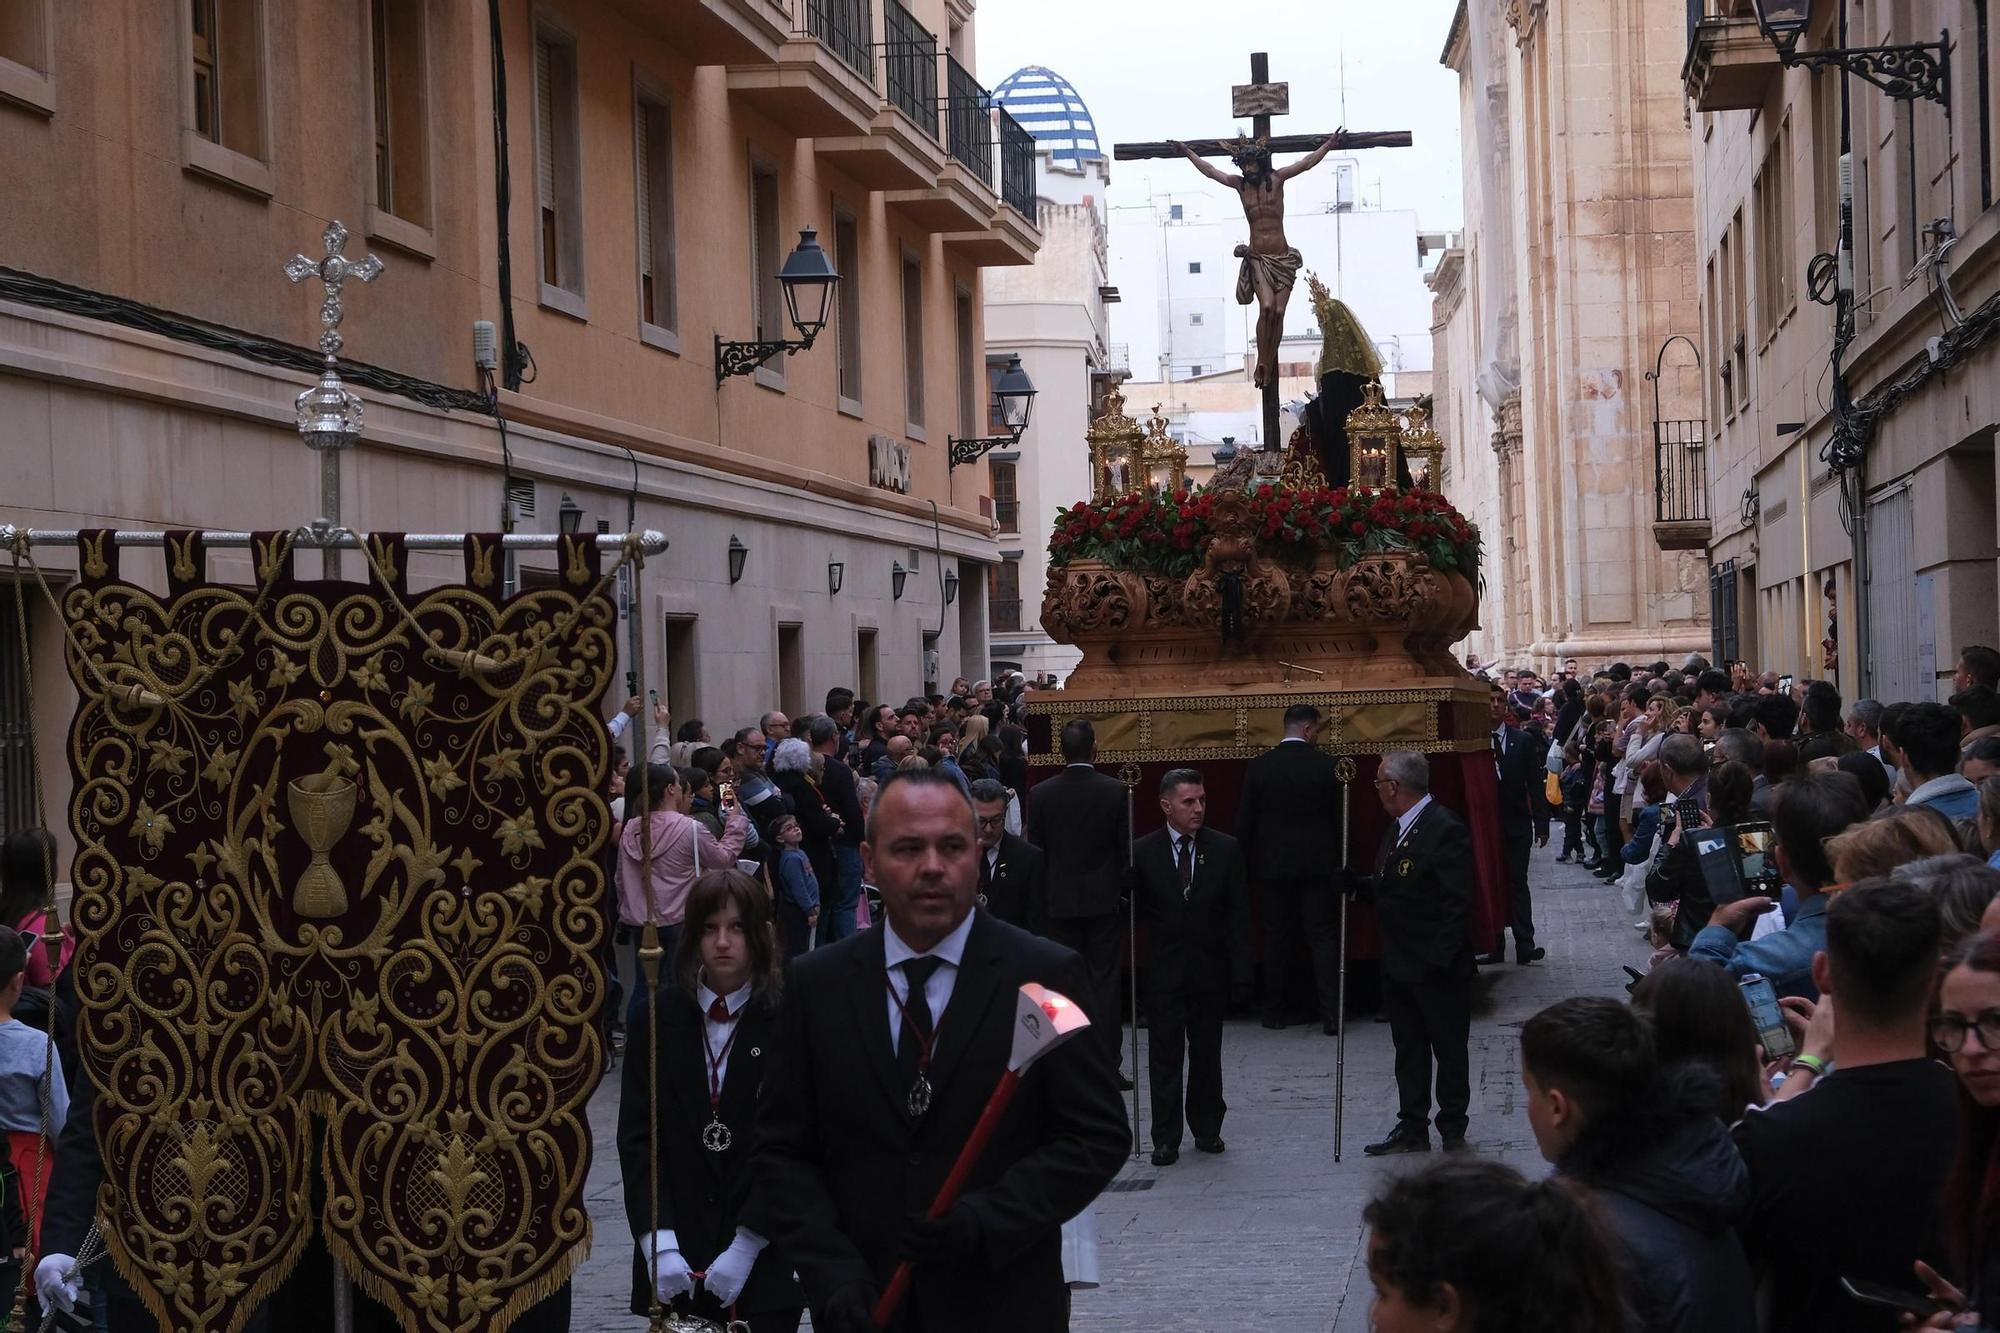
[573,841,1646,1331]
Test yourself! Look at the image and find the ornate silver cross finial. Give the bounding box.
[285,220,383,363]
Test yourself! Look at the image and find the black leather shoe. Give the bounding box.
[1441,1134,1469,1153]
[1474,950,1506,966]
[1363,1129,1431,1157]
[1260,1015,1289,1030]
[1517,946,1547,965]
[1322,1019,1340,1035]
[1116,1071,1135,1091]
[1194,1136,1226,1154]
[1151,1145,1179,1166]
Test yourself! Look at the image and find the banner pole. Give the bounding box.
[1119,762,1144,1159]
[1333,756,1357,1163]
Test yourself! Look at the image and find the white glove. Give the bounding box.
[702,1229,768,1306]
[35,1254,79,1314]
[644,1230,694,1302]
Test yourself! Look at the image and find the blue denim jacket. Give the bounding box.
[1688,893,1828,1000]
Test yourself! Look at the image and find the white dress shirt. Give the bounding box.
[1394,794,1434,847]
[695,980,752,1087]
[883,910,977,1050]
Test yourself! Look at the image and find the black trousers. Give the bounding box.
[1046,911,1125,1064]
[1502,827,1536,951]
[1560,803,1585,856]
[1260,876,1342,1021]
[1382,971,1471,1139]
[1146,972,1225,1149]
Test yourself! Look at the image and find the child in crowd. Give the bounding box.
[0,927,66,1256]
[771,815,819,958]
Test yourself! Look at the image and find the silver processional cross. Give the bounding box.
[285,221,382,579]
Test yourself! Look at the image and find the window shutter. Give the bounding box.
[535,38,556,210]
[635,107,653,279]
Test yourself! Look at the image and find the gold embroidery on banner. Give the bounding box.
[169,533,199,584]
[468,540,496,591]
[59,544,614,1333]
[366,535,400,584]
[564,537,590,587]
[80,532,108,580]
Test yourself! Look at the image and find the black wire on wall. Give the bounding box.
[0,266,494,417]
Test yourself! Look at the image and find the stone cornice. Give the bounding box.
[1439,0,1469,71]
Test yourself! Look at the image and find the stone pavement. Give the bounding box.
[570,839,1647,1331]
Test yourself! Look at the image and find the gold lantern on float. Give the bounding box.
[1346,379,1400,490]
[1086,386,1146,500]
[1141,403,1189,495]
[1400,401,1445,492]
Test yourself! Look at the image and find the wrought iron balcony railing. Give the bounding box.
[884,0,938,137]
[803,0,873,81]
[947,56,993,183]
[998,107,1036,219]
[1654,419,1710,525]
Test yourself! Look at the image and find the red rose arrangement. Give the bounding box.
[1047,485,1482,582]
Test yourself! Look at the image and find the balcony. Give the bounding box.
[943,106,1039,263]
[1683,0,1784,111]
[609,0,791,65]
[726,0,880,139]
[1652,418,1713,550]
[946,57,993,183]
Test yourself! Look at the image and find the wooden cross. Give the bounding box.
[1112,53,1412,453]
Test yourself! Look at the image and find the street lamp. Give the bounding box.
[557,492,584,536]
[727,535,748,585]
[943,567,960,607]
[828,560,844,596]
[715,227,842,384]
[947,355,1038,470]
[891,561,908,601]
[1748,0,1947,104]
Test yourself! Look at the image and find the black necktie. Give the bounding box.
[1176,835,1193,896]
[897,957,943,1093]
[979,852,994,897]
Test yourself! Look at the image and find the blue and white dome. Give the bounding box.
[993,66,1103,166]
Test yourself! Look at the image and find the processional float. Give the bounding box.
[1031,280,1509,1166]
[6,222,672,1333]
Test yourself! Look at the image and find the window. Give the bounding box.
[635,93,676,338]
[184,0,268,189]
[834,212,862,407]
[1811,68,1841,253]
[1706,255,1727,422]
[663,616,698,723]
[856,627,879,702]
[1188,261,1201,273]
[1190,364,1204,376]
[776,623,803,717]
[1754,116,1794,341]
[750,164,783,341]
[1188,312,1204,326]
[989,560,1022,633]
[984,357,1012,434]
[955,287,977,440]
[368,0,430,231]
[1728,210,1747,402]
[0,1,52,113]
[990,458,1019,532]
[1169,203,1184,220]
[534,28,584,310]
[902,251,925,432]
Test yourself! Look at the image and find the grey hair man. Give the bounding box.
[1355,751,1479,1155]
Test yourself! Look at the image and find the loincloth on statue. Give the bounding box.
[1234,244,1303,308]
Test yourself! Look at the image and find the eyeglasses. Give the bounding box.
[1929,1010,2000,1054]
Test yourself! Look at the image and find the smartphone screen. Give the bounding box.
[1740,974,1796,1059]
[1736,824,1778,892]
[1838,1277,1939,1319]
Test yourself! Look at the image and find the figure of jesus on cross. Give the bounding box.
[1168,134,1340,391]
[1116,53,1411,451]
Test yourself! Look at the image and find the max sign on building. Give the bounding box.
[870,434,913,494]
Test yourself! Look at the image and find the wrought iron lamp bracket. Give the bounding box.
[714,334,812,386]
[1780,34,1948,106]
[947,433,1018,470]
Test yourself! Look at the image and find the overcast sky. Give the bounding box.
[976,0,1467,227]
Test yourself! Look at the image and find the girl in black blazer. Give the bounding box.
[618,869,803,1331]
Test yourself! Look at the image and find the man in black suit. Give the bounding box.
[971,778,1046,933]
[1236,703,1345,1031]
[1489,684,1546,965]
[1354,750,1477,1155]
[1128,768,1251,1166]
[752,769,1129,1333]
[1025,720,1132,1069]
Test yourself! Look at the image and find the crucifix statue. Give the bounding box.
[285,220,382,579]
[1115,53,1411,453]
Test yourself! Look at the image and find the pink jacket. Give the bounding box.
[617,806,749,928]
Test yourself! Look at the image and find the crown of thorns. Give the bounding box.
[1229,136,1273,168]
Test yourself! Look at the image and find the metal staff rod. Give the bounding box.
[0,526,669,554]
[1333,756,1357,1163]
[1118,761,1144,1159]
